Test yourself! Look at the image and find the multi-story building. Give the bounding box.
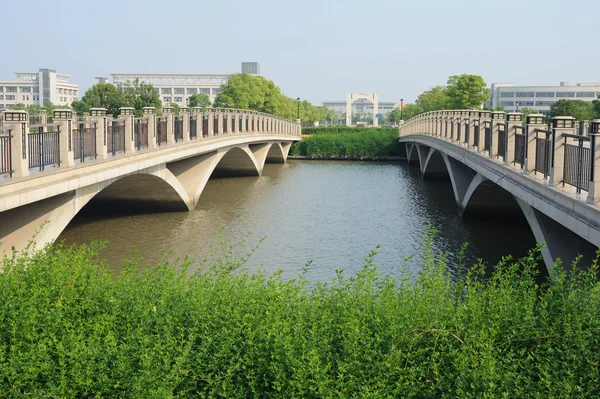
[488,82,600,114]
[0,68,79,110]
[110,62,261,106]
[322,97,397,124]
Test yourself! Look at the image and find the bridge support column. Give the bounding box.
[53,109,75,168]
[162,106,175,144]
[180,107,190,142]
[525,114,546,173]
[549,116,576,187]
[90,108,108,160]
[505,112,523,165]
[588,121,600,204]
[144,107,157,149]
[120,107,135,152]
[2,110,29,177]
[491,111,505,160]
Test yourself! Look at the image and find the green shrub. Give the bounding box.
[1,239,599,397]
[291,129,401,159]
[302,126,397,135]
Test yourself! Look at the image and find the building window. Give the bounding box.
[0,95,3,100]
[174,88,185,95]
[6,87,17,93]
[556,92,576,98]
[6,95,16,101]
[576,92,596,98]
[535,101,555,106]
[518,101,534,107]
[199,88,210,95]
[516,92,534,98]
[0,104,4,110]
[59,88,63,94]
[163,96,172,103]
[536,92,554,97]
[0,87,3,92]
[33,86,39,93]
[212,88,222,95]
[19,87,31,93]
[161,88,172,95]
[501,101,514,106]
[187,88,197,94]
[500,92,515,98]
[174,97,183,102]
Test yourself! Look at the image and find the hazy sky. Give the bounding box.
[1,0,598,104]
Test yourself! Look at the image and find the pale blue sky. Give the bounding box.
[1,0,598,104]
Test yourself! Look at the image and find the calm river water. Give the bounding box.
[58,161,538,281]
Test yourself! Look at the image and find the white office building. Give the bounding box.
[0,68,79,110]
[323,96,396,125]
[110,62,262,106]
[488,82,600,114]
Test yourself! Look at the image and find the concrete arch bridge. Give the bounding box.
[0,106,300,252]
[399,110,600,271]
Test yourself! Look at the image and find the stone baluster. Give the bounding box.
[89,108,108,159]
[587,120,600,204]
[39,109,47,133]
[120,107,135,152]
[490,111,505,159]
[180,107,190,142]
[2,110,30,177]
[505,112,523,165]
[478,111,491,154]
[525,114,546,173]
[191,107,202,139]
[144,107,157,148]
[549,116,576,187]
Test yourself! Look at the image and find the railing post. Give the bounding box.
[477,111,491,153]
[549,116,576,187]
[119,107,135,152]
[39,109,48,133]
[162,106,175,144]
[2,110,29,177]
[179,107,190,142]
[587,121,600,204]
[217,108,224,136]
[143,107,157,148]
[203,107,213,137]
[490,111,505,160]
[505,112,523,165]
[525,114,546,173]
[192,107,203,139]
[89,108,108,160]
[52,109,74,168]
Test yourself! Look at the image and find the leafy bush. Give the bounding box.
[1,238,599,398]
[301,126,397,135]
[291,129,401,159]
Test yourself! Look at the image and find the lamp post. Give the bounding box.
[296,97,300,120]
[400,98,404,121]
[515,101,520,112]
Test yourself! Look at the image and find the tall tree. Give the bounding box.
[593,96,600,119]
[72,83,124,117]
[445,74,490,110]
[188,93,211,109]
[120,79,161,116]
[416,86,448,111]
[548,100,595,121]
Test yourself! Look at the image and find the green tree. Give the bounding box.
[592,96,600,119]
[548,100,595,121]
[416,85,448,111]
[73,83,124,117]
[120,79,162,116]
[399,104,425,120]
[445,74,490,109]
[214,73,284,114]
[168,102,180,115]
[188,93,211,109]
[387,108,403,125]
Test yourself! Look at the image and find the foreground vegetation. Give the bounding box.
[291,127,401,159]
[1,237,599,397]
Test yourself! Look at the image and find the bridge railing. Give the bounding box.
[0,107,300,181]
[399,110,600,205]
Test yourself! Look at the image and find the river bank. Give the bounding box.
[288,155,403,161]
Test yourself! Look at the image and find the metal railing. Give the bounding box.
[464,121,470,145]
[0,128,12,176]
[28,127,60,171]
[157,119,167,145]
[174,118,183,142]
[190,116,197,140]
[562,133,591,194]
[108,121,125,155]
[497,123,507,160]
[72,123,97,162]
[534,129,552,179]
[514,126,526,167]
[484,123,491,153]
[203,117,209,138]
[473,122,480,148]
[134,119,149,150]
[214,116,219,135]
[223,117,228,134]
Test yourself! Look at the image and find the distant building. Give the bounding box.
[323,93,396,126]
[94,77,109,84]
[0,68,79,110]
[241,62,260,76]
[488,82,600,114]
[108,63,261,105]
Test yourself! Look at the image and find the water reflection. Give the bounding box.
[59,160,538,281]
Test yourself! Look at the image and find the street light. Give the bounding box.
[400,98,404,121]
[296,97,300,120]
[515,101,520,112]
